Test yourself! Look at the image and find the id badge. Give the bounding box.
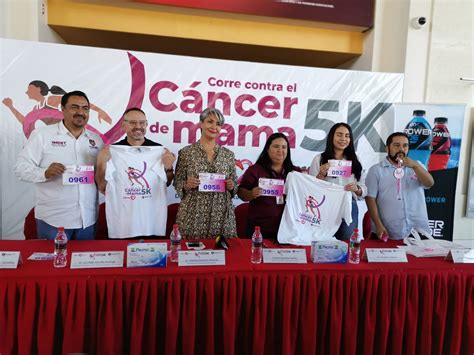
[63,165,94,185]
[276,195,284,205]
[198,173,226,192]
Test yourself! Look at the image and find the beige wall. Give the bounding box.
[425,0,473,240]
[0,0,64,43]
[404,0,473,240]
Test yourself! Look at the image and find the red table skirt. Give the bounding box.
[1,240,473,355]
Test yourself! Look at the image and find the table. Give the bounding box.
[1,239,473,355]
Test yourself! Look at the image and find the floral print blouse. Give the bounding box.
[174,142,237,239]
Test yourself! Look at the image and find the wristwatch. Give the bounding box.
[165,168,174,173]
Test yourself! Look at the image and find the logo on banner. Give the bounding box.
[298,194,326,226]
[2,53,147,144]
[428,219,444,238]
[235,158,254,183]
[124,161,152,199]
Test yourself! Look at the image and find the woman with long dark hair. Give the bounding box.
[238,133,301,238]
[309,122,366,240]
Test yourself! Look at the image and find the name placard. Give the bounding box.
[127,243,167,268]
[446,249,474,263]
[178,250,226,266]
[199,173,226,192]
[71,251,124,269]
[63,165,94,185]
[258,178,284,197]
[364,248,408,263]
[262,249,307,263]
[327,160,352,177]
[0,251,21,269]
[311,241,348,263]
[28,252,54,261]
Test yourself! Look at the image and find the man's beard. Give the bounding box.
[388,151,406,164]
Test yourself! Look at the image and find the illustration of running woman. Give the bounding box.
[2,80,112,139]
[305,195,326,220]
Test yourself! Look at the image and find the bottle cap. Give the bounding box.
[255,226,261,231]
[353,228,359,232]
[173,224,179,228]
[58,226,65,231]
[434,117,448,124]
[413,110,426,116]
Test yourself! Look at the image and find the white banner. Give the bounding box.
[0,39,403,239]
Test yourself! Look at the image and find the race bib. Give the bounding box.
[63,165,94,185]
[327,160,352,178]
[258,178,284,197]
[198,173,226,192]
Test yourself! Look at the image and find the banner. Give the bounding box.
[394,103,466,241]
[136,0,375,28]
[467,139,474,218]
[0,39,402,239]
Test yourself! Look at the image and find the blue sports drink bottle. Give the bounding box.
[403,110,432,167]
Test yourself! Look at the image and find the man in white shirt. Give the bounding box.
[15,91,104,240]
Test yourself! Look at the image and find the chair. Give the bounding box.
[24,204,109,239]
[96,203,108,240]
[165,203,180,237]
[362,211,373,239]
[23,208,36,239]
[234,203,249,238]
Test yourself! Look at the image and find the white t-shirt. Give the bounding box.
[308,153,367,200]
[105,145,167,238]
[277,171,352,245]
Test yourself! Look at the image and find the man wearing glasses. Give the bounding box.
[96,107,175,192]
[95,107,176,239]
[15,91,104,240]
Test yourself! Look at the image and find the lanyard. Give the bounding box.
[393,160,404,200]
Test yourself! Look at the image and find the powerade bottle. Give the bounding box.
[404,110,432,168]
[428,117,451,171]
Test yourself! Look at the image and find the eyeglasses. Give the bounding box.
[124,120,147,127]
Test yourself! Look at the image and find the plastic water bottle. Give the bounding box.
[53,227,68,268]
[349,228,361,264]
[428,117,451,171]
[251,226,263,264]
[170,224,181,262]
[404,110,432,168]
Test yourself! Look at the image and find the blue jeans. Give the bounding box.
[334,199,359,241]
[36,219,96,240]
